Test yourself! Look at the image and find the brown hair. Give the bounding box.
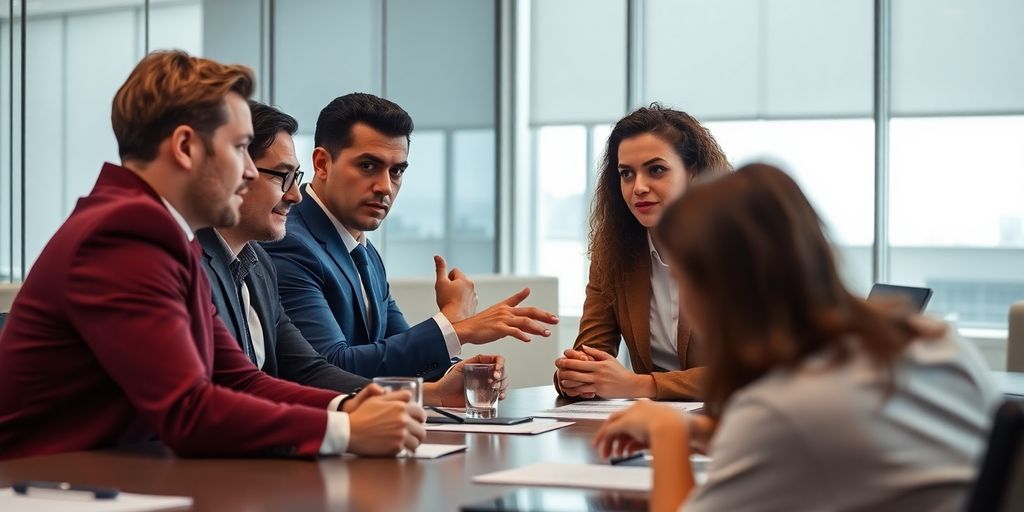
[655,163,944,417]
[112,50,255,162]
[589,104,730,302]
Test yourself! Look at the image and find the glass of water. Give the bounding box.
[463,363,499,419]
[372,376,423,405]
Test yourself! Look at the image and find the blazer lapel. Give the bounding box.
[622,256,654,372]
[197,230,247,344]
[295,186,373,339]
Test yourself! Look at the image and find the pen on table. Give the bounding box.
[609,452,646,465]
[428,406,465,423]
[13,481,119,500]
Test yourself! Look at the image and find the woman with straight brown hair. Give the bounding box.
[554,104,730,400]
[593,164,1000,512]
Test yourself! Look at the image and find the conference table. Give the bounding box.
[0,386,648,511]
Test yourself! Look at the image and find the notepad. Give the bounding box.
[400,443,467,459]
[473,463,652,492]
[426,420,573,434]
[533,400,703,420]
[0,488,192,511]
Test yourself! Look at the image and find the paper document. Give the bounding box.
[400,443,467,459]
[0,488,192,512]
[533,400,703,420]
[473,463,652,492]
[426,420,573,435]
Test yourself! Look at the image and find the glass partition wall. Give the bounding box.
[2,0,1022,338]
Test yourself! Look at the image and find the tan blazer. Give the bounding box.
[558,254,704,400]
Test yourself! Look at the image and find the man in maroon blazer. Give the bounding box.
[0,50,425,460]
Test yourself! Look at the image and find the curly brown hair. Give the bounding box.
[588,104,730,303]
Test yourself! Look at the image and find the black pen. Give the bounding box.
[13,480,119,500]
[609,452,647,466]
[428,406,465,423]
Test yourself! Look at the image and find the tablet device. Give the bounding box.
[460,488,646,512]
[426,415,533,425]
[867,283,933,313]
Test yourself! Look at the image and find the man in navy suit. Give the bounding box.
[265,93,559,379]
[202,100,507,404]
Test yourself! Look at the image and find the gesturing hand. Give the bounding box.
[434,255,477,323]
[452,288,559,345]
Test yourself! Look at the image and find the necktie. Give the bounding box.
[350,244,380,336]
[229,244,259,364]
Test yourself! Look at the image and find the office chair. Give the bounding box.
[965,401,1024,512]
[1007,301,1024,372]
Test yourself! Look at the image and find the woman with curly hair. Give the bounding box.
[554,105,730,400]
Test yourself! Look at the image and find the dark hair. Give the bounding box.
[589,104,730,303]
[313,93,414,157]
[112,50,254,162]
[655,163,943,417]
[247,100,299,161]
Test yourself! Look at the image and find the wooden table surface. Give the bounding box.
[0,386,649,511]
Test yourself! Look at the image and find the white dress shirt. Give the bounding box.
[159,198,350,455]
[306,186,462,359]
[648,232,681,371]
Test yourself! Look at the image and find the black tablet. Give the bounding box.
[426,415,533,425]
[867,283,933,313]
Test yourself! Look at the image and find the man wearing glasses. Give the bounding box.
[197,101,508,405]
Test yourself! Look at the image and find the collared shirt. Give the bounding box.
[306,186,461,359]
[648,232,681,371]
[160,197,195,242]
[214,232,267,370]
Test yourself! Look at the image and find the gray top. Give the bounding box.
[685,327,1000,512]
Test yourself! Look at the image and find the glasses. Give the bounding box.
[256,167,304,192]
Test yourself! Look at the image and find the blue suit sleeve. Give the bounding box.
[267,236,450,379]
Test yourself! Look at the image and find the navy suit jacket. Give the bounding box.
[263,185,451,379]
[197,228,370,393]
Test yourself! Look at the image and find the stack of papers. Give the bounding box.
[473,463,652,492]
[0,488,192,511]
[533,400,703,420]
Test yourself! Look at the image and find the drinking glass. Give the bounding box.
[463,363,499,419]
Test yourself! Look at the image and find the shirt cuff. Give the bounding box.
[434,312,462,358]
[318,410,351,455]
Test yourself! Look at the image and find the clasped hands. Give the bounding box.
[555,345,656,399]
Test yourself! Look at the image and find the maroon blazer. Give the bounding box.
[0,163,341,460]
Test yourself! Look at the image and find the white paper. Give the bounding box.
[533,400,703,420]
[473,463,652,492]
[400,443,467,459]
[0,488,192,512]
[425,420,573,435]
